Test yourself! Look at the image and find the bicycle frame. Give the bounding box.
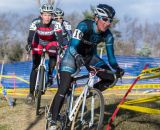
[68,70,96,125]
[45,65,117,129]
[35,48,47,93]
[66,66,117,127]
[34,48,57,92]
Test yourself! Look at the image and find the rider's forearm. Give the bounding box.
[27,30,35,45]
[56,31,63,46]
[69,39,80,57]
[105,35,119,70]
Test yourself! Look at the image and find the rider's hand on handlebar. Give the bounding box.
[63,45,68,49]
[75,54,85,68]
[25,44,32,53]
[116,67,124,78]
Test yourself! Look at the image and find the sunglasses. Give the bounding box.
[55,17,63,20]
[100,17,113,23]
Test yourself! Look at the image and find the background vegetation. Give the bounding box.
[0,6,160,63]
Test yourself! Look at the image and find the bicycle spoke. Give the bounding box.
[71,88,104,130]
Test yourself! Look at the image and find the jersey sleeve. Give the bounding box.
[64,21,72,39]
[69,21,88,57]
[27,19,37,45]
[54,22,63,46]
[54,22,63,32]
[104,30,119,70]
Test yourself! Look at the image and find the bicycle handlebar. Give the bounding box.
[71,65,119,88]
[88,65,116,74]
[71,65,116,77]
[33,48,57,53]
[88,65,119,88]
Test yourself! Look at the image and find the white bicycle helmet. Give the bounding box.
[94,4,115,18]
[40,4,53,13]
[53,8,64,17]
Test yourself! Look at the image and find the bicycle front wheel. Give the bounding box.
[71,88,104,130]
[35,66,45,115]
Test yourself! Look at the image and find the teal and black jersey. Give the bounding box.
[69,19,118,69]
[60,19,119,73]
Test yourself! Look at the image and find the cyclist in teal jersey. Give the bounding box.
[48,4,125,130]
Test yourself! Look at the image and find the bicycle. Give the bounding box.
[33,46,64,115]
[45,65,117,130]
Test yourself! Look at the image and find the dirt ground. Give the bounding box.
[0,91,160,130]
[0,97,51,130]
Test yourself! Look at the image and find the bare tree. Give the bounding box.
[1,9,160,62]
[65,12,83,31]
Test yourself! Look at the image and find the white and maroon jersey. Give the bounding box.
[27,17,63,46]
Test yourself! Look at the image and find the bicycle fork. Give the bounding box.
[35,68,40,91]
[35,57,47,93]
[82,75,95,127]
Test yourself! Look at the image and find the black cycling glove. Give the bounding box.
[116,67,125,78]
[25,44,32,53]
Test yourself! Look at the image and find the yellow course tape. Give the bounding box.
[103,93,160,96]
[140,73,160,80]
[139,67,160,79]
[124,96,160,105]
[0,75,30,84]
[140,67,160,75]
[0,75,16,78]
[0,84,160,94]
[108,84,160,90]
[118,104,160,114]
[5,92,53,97]
[16,77,29,84]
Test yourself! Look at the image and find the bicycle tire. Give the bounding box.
[35,66,45,115]
[45,94,55,130]
[45,105,50,130]
[71,88,104,130]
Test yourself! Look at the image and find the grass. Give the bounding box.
[0,124,11,130]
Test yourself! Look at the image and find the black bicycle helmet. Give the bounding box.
[53,8,64,17]
[94,4,115,18]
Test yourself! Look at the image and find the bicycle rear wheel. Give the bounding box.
[45,105,50,130]
[35,66,45,115]
[71,88,104,130]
